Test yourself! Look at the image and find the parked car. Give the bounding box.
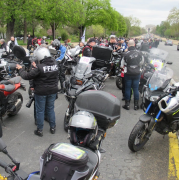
[165,40,173,46]
[177,43,179,51]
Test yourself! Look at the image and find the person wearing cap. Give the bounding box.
[121,39,127,52]
[82,38,96,57]
[140,39,149,52]
[120,40,144,110]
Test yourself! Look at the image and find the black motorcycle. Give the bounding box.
[63,57,104,132]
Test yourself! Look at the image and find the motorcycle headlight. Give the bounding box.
[150,96,159,102]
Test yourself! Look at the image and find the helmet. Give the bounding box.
[69,111,98,147]
[58,37,61,41]
[33,47,51,62]
[52,39,61,47]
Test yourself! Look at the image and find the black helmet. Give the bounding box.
[52,39,61,47]
[58,37,61,41]
[69,111,98,147]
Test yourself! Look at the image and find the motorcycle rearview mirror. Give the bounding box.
[166,61,172,65]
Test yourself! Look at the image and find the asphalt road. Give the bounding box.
[0,42,178,180]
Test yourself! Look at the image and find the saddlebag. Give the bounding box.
[40,143,89,180]
[74,90,121,130]
[92,45,112,69]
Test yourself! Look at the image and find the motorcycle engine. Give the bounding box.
[170,121,179,132]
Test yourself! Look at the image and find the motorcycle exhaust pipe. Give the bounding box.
[8,99,22,113]
[104,74,109,81]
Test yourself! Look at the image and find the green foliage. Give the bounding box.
[61,32,69,41]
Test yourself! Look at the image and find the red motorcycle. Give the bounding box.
[0,76,26,121]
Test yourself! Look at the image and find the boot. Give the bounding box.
[134,100,139,110]
[122,100,130,110]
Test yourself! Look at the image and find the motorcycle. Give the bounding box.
[128,64,178,152]
[0,76,26,123]
[0,91,120,180]
[63,56,106,132]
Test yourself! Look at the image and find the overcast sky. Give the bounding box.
[110,0,179,27]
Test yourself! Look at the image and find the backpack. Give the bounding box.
[124,50,142,75]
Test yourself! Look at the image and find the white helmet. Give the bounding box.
[34,47,51,62]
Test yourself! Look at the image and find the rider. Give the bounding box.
[82,38,96,57]
[16,47,59,137]
[108,35,117,50]
[121,40,144,110]
[140,39,149,52]
[52,39,67,93]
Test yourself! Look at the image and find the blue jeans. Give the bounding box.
[35,94,57,130]
[124,74,140,101]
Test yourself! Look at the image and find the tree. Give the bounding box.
[124,16,141,37]
[167,7,179,38]
[75,0,126,40]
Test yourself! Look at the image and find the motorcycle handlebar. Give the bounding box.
[156,88,178,103]
[0,160,8,169]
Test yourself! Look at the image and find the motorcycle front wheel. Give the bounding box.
[116,76,122,90]
[128,121,149,152]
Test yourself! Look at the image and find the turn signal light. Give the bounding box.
[104,132,107,138]
[76,80,83,85]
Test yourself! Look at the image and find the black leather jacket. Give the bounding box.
[19,57,59,95]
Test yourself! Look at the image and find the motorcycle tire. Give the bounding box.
[8,92,23,116]
[116,76,123,90]
[128,121,149,152]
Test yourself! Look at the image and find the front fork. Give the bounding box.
[144,102,161,134]
[66,98,75,117]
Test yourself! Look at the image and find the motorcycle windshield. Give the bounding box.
[149,48,168,71]
[67,46,81,57]
[148,67,173,91]
[75,57,94,79]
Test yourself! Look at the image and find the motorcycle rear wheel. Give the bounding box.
[8,92,23,116]
[116,76,122,90]
[128,121,149,152]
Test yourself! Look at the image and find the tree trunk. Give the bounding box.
[50,22,56,40]
[6,17,15,43]
[78,25,85,42]
[23,18,27,44]
[32,27,35,38]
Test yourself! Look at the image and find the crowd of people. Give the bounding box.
[0,34,160,137]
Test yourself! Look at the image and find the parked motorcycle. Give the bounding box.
[0,76,26,123]
[63,56,106,132]
[128,65,178,152]
[0,91,120,180]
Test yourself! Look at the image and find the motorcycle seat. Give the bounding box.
[9,76,21,84]
[0,84,15,92]
[77,146,99,179]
